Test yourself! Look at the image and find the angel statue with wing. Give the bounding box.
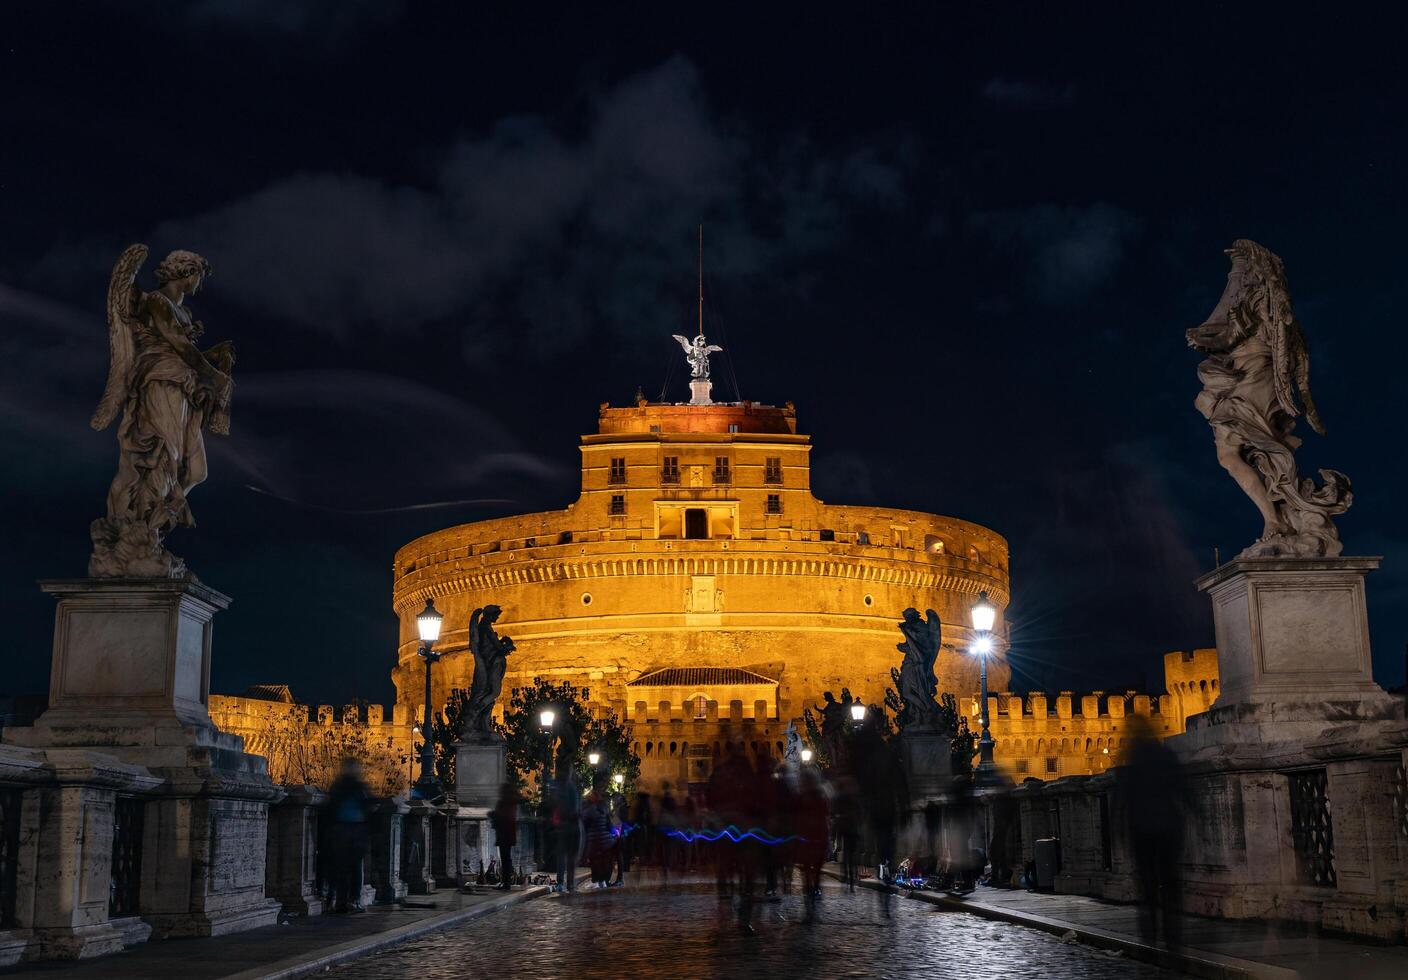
[89,245,235,578]
[463,604,515,738]
[672,333,723,379]
[1187,240,1351,558]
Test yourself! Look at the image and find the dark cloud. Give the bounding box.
[981,77,1077,108]
[186,0,405,38]
[137,58,913,350]
[968,203,1142,305]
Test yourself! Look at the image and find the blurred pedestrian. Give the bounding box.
[582,777,615,888]
[796,766,831,921]
[1119,714,1187,951]
[489,781,520,890]
[324,757,372,913]
[552,764,582,893]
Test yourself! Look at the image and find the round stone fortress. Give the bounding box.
[391,398,1011,740]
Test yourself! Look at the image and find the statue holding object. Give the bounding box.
[894,607,943,732]
[90,245,235,578]
[1187,240,1351,558]
[463,605,514,738]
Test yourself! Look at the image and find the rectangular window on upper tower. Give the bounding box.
[712,457,731,484]
[684,508,708,539]
[661,456,680,484]
[608,458,627,484]
[609,494,626,515]
[727,423,740,433]
[766,493,782,515]
[764,457,782,484]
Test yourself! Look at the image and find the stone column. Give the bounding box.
[265,785,324,917]
[369,798,409,904]
[17,749,159,960]
[898,731,951,805]
[401,800,436,894]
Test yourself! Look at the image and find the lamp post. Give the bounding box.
[800,748,814,764]
[538,707,557,807]
[849,701,867,725]
[410,598,445,800]
[970,591,1000,787]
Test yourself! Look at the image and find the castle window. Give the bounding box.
[1015,759,1030,774]
[581,593,592,606]
[608,457,627,484]
[1045,757,1059,775]
[857,531,870,545]
[863,593,874,607]
[609,494,626,516]
[968,545,981,562]
[523,538,535,548]
[661,456,680,484]
[693,695,708,719]
[727,423,739,433]
[558,531,573,544]
[764,457,782,484]
[819,529,835,542]
[684,508,708,540]
[766,494,782,514]
[925,535,946,554]
[649,425,661,433]
[712,456,731,484]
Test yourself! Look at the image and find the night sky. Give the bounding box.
[3,2,1405,709]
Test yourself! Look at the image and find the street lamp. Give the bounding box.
[612,772,624,789]
[850,701,867,724]
[970,591,1000,786]
[410,598,445,800]
[588,751,601,767]
[800,748,814,764]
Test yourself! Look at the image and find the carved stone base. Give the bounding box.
[688,378,713,405]
[455,737,506,808]
[1177,556,1398,753]
[899,731,952,804]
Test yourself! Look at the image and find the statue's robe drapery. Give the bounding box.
[104,293,215,535]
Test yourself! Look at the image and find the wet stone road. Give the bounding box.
[328,876,1188,979]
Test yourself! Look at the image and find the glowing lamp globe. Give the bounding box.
[612,773,624,787]
[539,707,556,729]
[972,635,993,656]
[588,752,601,766]
[970,591,996,633]
[416,598,444,643]
[850,702,866,722]
[800,748,814,763]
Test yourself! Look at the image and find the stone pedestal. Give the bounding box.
[1181,557,1398,750]
[370,799,409,904]
[455,737,506,808]
[401,801,436,894]
[265,786,325,917]
[899,731,952,803]
[10,578,282,939]
[688,378,713,405]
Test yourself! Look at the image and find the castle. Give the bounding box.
[213,382,1220,793]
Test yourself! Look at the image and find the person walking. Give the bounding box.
[582,777,616,888]
[1119,714,1188,952]
[552,765,582,893]
[324,757,372,913]
[489,781,520,890]
[795,767,831,921]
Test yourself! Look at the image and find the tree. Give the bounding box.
[428,688,471,789]
[500,677,639,803]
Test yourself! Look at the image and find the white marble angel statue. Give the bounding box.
[89,245,235,578]
[1187,240,1351,558]
[672,333,722,379]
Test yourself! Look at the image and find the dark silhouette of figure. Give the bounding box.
[630,790,654,872]
[582,777,616,888]
[946,774,979,893]
[1119,714,1187,951]
[658,781,681,882]
[324,757,372,912]
[551,765,582,892]
[795,767,831,921]
[831,774,862,893]
[489,781,520,889]
[610,789,629,885]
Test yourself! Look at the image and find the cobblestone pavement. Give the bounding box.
[328,875,1189,979]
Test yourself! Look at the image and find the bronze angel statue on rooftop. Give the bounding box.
[89,245,235,578]
[1187,240,1351,558]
